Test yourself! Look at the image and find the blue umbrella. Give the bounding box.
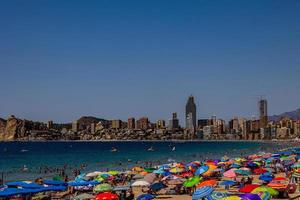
[44,180,67,186]
[137,193,155,200]
[259,175,273,182]
[192,186,214,200]
[211,192,228,200]
[150,182,167,191]
[68,180,99,187]
[231,163,241,168]
[195,165,209,176]
[6,182,43,189]
[219,180,236,186]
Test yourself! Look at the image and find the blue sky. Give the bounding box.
[0,0,300,123]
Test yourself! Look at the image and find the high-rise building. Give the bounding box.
[186,95,197,129]
[47,121,53,129]
[259,98,268,128]
[198,119,209,129]
[128,118,135,130]
[112,119,122,129]
[91,123,96,134]
[186,112,194,131]
[72,120,79,132]
[168,112,179,130]
[136,117,149,130]
[156,120,165,129]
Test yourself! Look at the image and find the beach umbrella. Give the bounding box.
[292,162,300,168]
[44,180,67,186]
[131,180,150,187]
[223,169,237,178]
[192,186,214,200]
[239,184,260,193]
[6,181,43,189]
[150,182,167,191]
[273,177,286,181]
[68,181,99,187]
[86,171,102,178]
[211,191,228,200]
[267,182,286,189]
[132,166,144,172]
[93,183,112,193]
[253,168,267,175]
[153,168,165,174]
[222,196,241,200]
[239,193,261,200]
[136,193,155,200]
[144,173,156,184]
[252,186,279,196]
[231,163,241,169]
[219,180,236,186]
[195,165,209,176]
[257,192,271,200]
[183,176,201,188]
[94,192,119,200]
[235,169,251,176]
[167,179,184,185]
[170,167,185,173]
[132,174,144,180]
[108,171,119,176]
[196,179,217,188]
[203,165,218,176]
[144,168,156,173]
[259,175,273,182]
[161,175,179,181]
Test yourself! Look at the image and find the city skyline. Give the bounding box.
[0,1,300,123]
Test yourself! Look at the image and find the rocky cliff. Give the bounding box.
[0,115,26,140]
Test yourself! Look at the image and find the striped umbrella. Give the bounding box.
[257,192,271,200]
[252,186,279,196]
[195,165,209,176]
[192,186,214,200]
[211,191,228,200]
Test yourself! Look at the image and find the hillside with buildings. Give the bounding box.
[1,96,300,141]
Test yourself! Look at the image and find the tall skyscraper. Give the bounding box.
[258,98,268,128]
[168,112,179,130]
[128,118,135,130]
[185,95,197,129]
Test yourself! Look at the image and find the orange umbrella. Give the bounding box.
[267,182,287,189]
[196,179,217,188]
[202,165,218,176]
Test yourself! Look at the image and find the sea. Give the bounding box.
[0,141,297,182]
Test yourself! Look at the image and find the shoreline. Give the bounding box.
[0,139,298,143]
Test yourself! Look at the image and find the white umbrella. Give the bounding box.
[86,171,102,177]
[131,180,150,187]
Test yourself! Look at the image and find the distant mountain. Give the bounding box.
[77,116,108,125]
[269,108,300,121]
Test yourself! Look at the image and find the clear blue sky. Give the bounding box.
[0,0,300,123]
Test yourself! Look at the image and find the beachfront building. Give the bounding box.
[156,120,165,129]
[258,98,268,128]
[185,95,197,130]
[112,119,122,129]
[72,120,79,132]
[128,118,135,130]
[168,112,179,130]
[136,117,149,130]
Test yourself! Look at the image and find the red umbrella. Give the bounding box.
[179,172,193,178]
[94,192,120,200]
[239,184,260,193]
[253,168,267,174]
[273,177,286,181]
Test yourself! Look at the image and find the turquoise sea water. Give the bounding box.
[0,141,295,182]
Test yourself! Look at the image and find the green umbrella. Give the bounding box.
[252,186,278,196]
[53,175,63,181]
[144,168,156,173]
[93,183,112,193]
[183,176,202,188]
[108,171,119,175]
